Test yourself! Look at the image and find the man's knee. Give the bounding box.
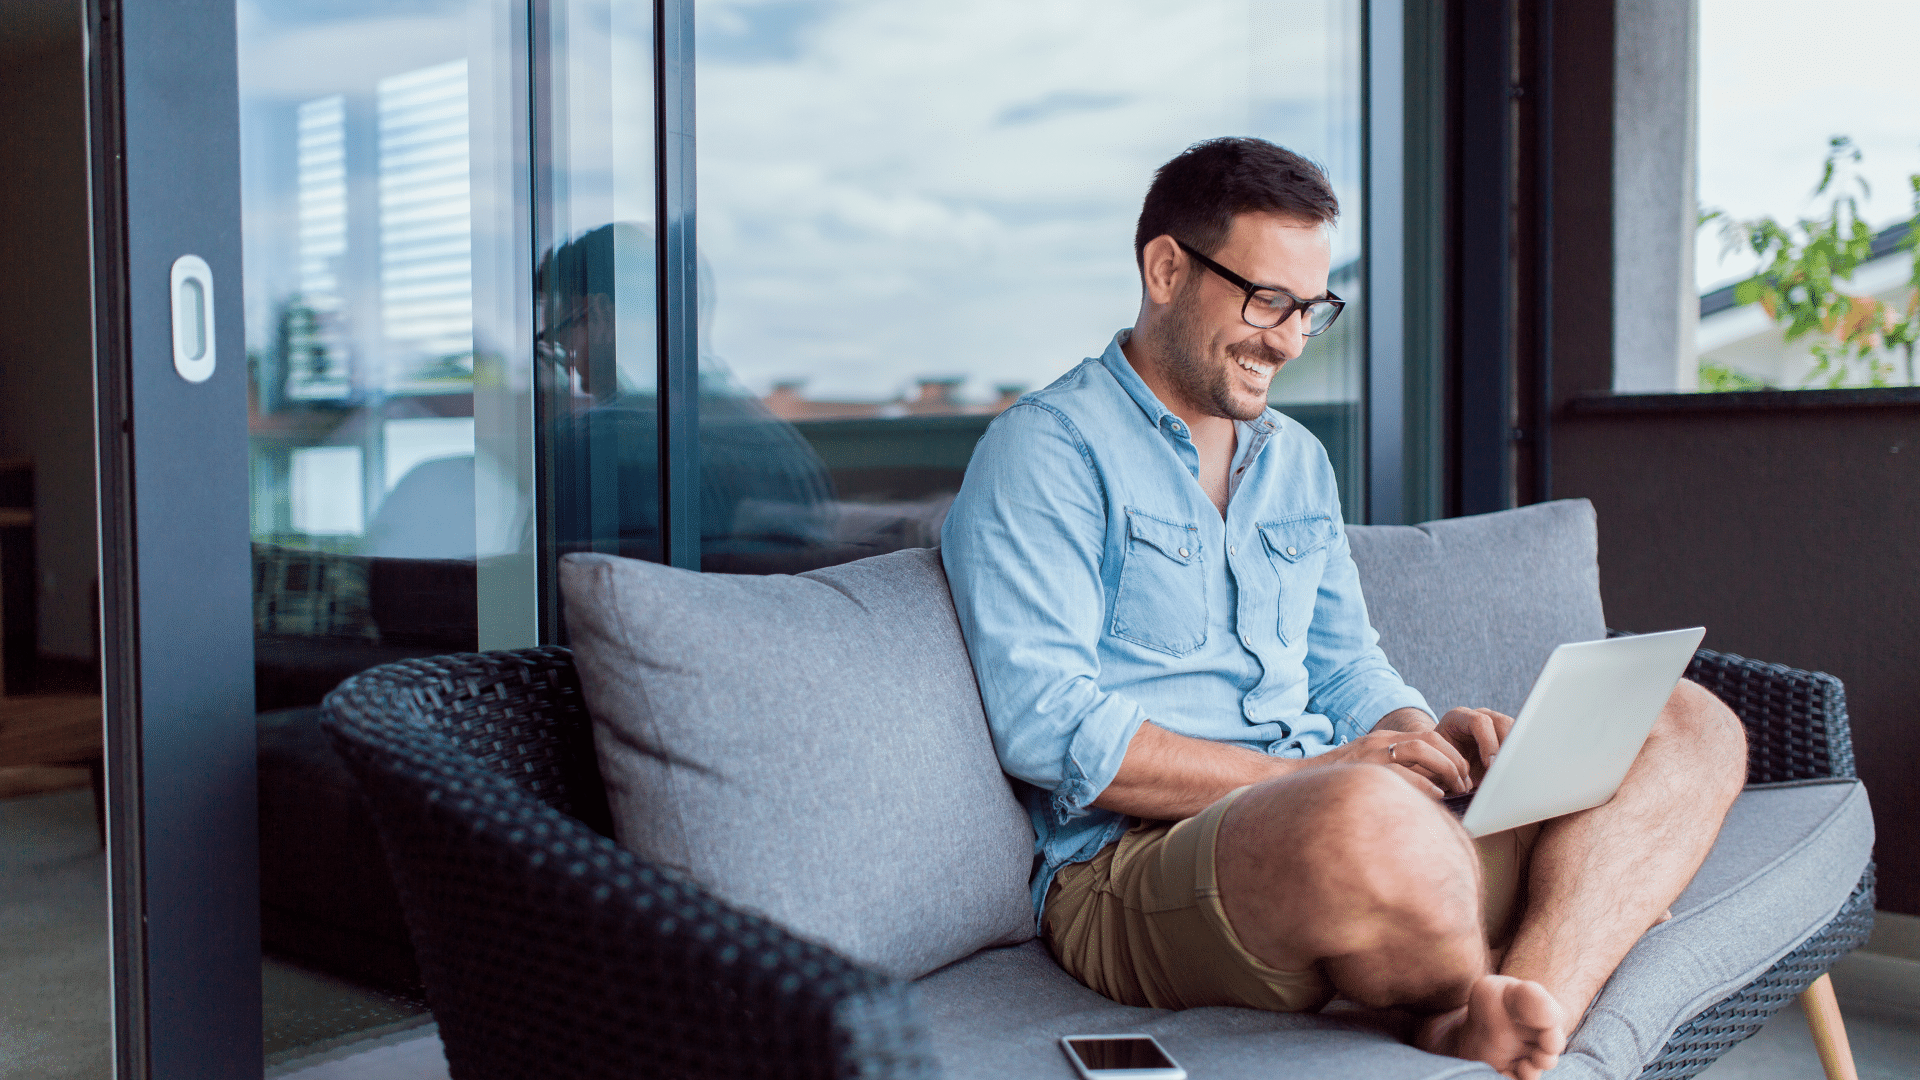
[1268,766,1486,1006]
[1653,680,1747,789]
[1228,765,1481,945]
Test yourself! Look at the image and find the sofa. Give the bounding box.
[321,500,1874,1079]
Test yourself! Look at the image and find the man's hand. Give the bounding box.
[1435,706,1516,784]
[1305,709,1473,799]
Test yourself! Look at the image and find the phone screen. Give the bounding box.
[1065,1037,1177,1070]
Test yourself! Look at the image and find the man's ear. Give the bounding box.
[1139,234,1186,307]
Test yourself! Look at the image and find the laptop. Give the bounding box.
[1440,627,1706,837]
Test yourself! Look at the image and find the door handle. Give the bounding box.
[169,254,216,383]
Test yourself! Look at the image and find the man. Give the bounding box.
[939,138,1746,1080]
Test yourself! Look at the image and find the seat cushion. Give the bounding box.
[560,547,1036,980]
[1554,778,1874,1079]
[1349,500,1607,715]
[913,779,1873,1080]
[914,941,1497,1079]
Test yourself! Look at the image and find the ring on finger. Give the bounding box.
[1388,742,1400,763]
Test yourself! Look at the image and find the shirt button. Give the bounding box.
[1286,546,1297,556]
[1241,633,1254,649]
[1177,547,1189,558]
[1228,545,1237,556]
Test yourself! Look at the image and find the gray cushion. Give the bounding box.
[913,940,1477,1079]
[1349,500,1607,715]
[914,779,1873,1080]
[560,547,1036,980]
[1554,778,1873,1079]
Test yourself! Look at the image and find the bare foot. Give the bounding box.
[1415,975,1567,1080]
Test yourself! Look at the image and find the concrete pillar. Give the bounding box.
[1612,0,1699,392]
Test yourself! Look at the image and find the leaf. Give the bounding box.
[1697,362,1771,392]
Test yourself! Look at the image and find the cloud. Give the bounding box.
[996,92,1132,128]
[693,0,1368,401]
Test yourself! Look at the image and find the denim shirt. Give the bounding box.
[940,332,1433,926]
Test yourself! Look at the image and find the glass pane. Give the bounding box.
[533,0,662,581]
[237,0,535,1065]
[694,0,1367,563]
[1694,0,1920,391]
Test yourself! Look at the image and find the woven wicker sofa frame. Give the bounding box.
[321,644,1873,1080]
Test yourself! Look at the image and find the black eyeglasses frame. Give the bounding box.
[1173,238,1346,336]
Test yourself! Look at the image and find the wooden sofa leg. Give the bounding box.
[1798,974,1859,1080]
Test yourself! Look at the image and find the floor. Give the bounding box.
[0,787,110,1080]
[1,784,433,1079]
[262,958,432,1069]
[273,981,1920,1080]
[1698,996,1920,1080]
[4,783,1916,1077]
[272,1022,449,1080]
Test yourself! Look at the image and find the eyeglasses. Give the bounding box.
[1174,239,1345,336]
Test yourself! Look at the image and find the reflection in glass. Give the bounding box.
[696,0,1368,554]
[535,2,858,578]
[238,0,533,1064]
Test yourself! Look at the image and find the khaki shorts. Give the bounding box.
[1042,785,1542,1012]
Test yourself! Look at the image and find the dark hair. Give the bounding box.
[1133,137,1339,271]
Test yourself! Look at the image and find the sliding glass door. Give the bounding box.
[95,1,1386,1073]
[691,0,1370,559]
[234,0,543,1065]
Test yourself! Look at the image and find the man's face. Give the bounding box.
[1155,212,1333,422]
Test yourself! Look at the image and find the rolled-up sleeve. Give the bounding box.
[1303,521,1434,743]
[941,403,1147,825]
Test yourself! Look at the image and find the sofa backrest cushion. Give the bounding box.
[560,546,1037,980]
[1348,499,1607,716]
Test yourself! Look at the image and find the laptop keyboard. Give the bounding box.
[1443,792,1476,818]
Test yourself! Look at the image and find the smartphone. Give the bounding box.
[1059,1034,1186,1080]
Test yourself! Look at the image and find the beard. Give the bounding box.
[1153,280,1285,423]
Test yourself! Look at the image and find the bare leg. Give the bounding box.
[1496,680,1746,1023]
[1215,764,1566,1078]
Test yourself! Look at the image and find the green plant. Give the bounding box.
[1697,362,1770,392]
[1705,137,1920,389]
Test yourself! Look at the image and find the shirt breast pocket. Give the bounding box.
[1259,515,1337,645]
[1110,508,1207,657]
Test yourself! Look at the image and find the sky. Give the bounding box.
[1695,0,1920,292]
[694,0,1367,404]
[236,0,1372,408]
[235,0,1895,404]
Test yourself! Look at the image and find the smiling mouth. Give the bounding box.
[1234,355,1278,380]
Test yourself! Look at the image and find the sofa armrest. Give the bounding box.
[1684,646,1857,784]
[1608,631,1855,783]
[324,678,937,1080]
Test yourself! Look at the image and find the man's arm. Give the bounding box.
[1094,712,1475,821]
[1299,521,1442,744]
[940,403,1151,825]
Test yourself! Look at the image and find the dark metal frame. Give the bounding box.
[85,0,263,1076]
[1364,0,1409,524]
[1451,0,1517,516]
[1396,0,1450,527]
[1528,0,1554,504]
[654,0,700,571]
[1444,0,1566,516]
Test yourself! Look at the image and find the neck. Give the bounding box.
[1120,323,1238,450]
